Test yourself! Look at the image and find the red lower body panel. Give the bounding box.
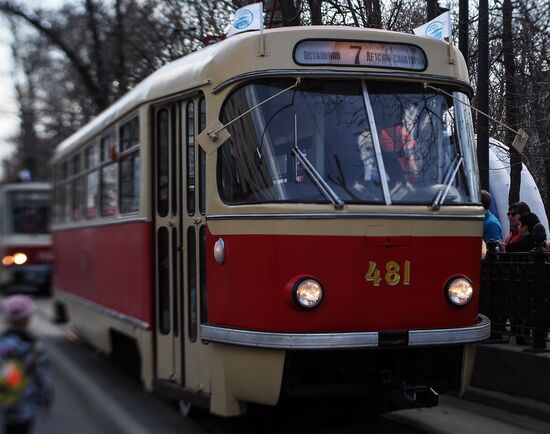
[206,230,481,333]
[53,222,153,325]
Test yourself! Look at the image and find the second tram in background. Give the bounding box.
[0,182,53,296]
[52,26,490,416]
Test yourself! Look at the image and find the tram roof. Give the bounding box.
[53,26,469,161]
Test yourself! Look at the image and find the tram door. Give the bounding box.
[153,94,207,387]
[153,102,184,382]
[180,96,207,389]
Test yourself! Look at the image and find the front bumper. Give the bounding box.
[201,314,490,349]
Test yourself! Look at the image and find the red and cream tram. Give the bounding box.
[52,26,490,416]
[0,182,53,295]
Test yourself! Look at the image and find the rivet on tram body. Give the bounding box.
[214,238,225,265]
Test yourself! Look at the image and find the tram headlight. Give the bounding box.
[446,277,473,306]
[293,278,323,309]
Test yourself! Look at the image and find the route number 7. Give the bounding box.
[350,45,362,65]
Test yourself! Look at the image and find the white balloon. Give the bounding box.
[488,138,549,238]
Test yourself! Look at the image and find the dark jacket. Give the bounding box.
[0,329,54,424]
[506,234,535,253]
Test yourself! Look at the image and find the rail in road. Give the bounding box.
[23,299,550,434]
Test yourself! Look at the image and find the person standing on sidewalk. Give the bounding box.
[0,295,54,434]
[481,190,502,243]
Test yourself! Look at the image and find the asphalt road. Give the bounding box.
[16,299,550,434]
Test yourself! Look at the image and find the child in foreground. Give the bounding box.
[0,295,54,434]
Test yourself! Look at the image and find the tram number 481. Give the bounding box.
[365,260,411,286]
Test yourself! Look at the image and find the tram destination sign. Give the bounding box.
[294,40,427,71]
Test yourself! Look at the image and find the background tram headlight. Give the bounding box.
[446,277,473,306]
[2,253,27,267]
[2,256,14,266]
[293,279,323,309]
[13,253,28,265]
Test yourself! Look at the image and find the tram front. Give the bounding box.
[200,31,489,416]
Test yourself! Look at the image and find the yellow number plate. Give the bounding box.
[365,260,411,286]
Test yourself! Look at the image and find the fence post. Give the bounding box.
[530,223,548,351]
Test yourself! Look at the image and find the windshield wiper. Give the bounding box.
[291,115,344,209]
[432,155,463,210]
[291,145,345,209]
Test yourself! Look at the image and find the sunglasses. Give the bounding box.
[507,212,517,217]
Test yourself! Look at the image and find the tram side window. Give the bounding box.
[100,133,118,216]
[54,164,64,224]
[85,144,99,219]
[72,154,83,221]
[61,161,72,222]
[119,117,140,214]
[157,109,169,217]
[198,97,206,215]
[186,101,195,216]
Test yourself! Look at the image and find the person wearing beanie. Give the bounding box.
[0,295,54,434]
[506,211,540,252]
[503,201,531,246]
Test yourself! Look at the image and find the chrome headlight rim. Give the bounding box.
[445,276,474,307]
[292,277,324,310]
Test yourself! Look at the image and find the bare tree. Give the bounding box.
[503,0,521,205]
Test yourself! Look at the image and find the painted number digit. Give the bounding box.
[365,261,381,286]
[385,261,401,286]
[350,45,362,65]
[403,260,411,285]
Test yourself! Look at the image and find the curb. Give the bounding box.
[34,306,153,434]
[464,386,550,424]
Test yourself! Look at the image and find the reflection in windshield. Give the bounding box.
[219,79,478,206]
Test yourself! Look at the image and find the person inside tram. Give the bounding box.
[350,118,418,200]
[378,118,418,186]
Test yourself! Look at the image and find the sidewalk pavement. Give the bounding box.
[464,341,550,423]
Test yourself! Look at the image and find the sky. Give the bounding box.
[0,20,17,166]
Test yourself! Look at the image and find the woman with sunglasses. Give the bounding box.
[503,201,531,247]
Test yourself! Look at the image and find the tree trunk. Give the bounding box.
[427,0,438,21]
[503,0,521,205]
[308,0,322,25]
[364,0,381,28]
[279,0,301,26]
[115,0,128,96]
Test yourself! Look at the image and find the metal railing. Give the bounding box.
[479,223,550,350]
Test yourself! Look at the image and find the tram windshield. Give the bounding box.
[7,190,51,234]
[219,79,479,206]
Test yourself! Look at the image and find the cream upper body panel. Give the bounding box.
[51,26,477,230]
[52,26,469,163]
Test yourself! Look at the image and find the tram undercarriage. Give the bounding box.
[282,346,463,411]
